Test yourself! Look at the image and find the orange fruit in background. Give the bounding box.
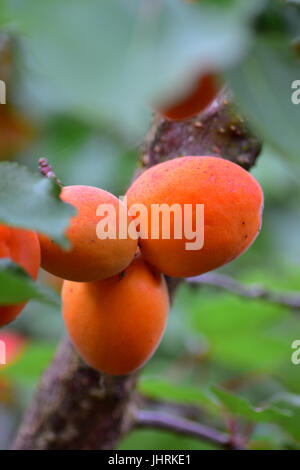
[62,253,169,375]
[126,156,263,278]
[0,33,13,84]
[39,185,138,282]
[157,73,219,121]
[0,330,27,365]
[0,105,34,160]
[0,225,40,327]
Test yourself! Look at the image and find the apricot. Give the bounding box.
[39,185,137,282]
[62,253,169,375]
[126,156,263,278]
[157,73,219,121]
[0,225,40,327]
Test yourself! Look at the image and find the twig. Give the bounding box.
[135,410,246,450]
[39,157,62,187]
[187,272,300,309]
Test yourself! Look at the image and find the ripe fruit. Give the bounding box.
[157,73,219,121]
[62,253,169,375]
[39,185,137,282]
[126,156,263,278]
[0,225,40,327]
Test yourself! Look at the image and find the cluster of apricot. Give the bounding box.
[0,155,263,376]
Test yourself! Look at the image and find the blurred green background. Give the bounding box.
[0,0,300,450]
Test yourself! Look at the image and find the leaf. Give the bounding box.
[119,429,216,450]
[227,36,300,163]
[0,162,75,247]
[139,377,215,409]
[0,342,56,385]
[268,393,300,444]
[211,386,291,423]
[2,0,263,137]
[183,286,288,372]
[0,259,60,305]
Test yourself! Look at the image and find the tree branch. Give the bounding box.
[141,92,261,171]
[12,93,262,450]
[135,410,246,450]
[12,336,138,450]
[187,272,300,310]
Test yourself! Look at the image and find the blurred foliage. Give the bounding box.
[0,162,75,247]
[0,258,60,305]
[0,0,299,451]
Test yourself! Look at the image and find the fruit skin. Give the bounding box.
[126,156,263,278]
[38,185,137,282]
[0,225,40,327]
[62,254,169,375]
[157,73,218,121]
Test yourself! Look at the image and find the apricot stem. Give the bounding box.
[38,157,62,187]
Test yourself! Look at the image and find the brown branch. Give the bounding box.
[12,93,262,450]
[135,410,246,450]
[141,93,261,171]
[12,336,137,450]
[187,272,300,310]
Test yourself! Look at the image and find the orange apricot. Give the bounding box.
[0,225,40,327]
[126,156,263,278]
[39,185,137,282]
[62,253,169,375]
[157,73,219,121]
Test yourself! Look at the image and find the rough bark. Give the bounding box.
[12,94,262,450]
[12,336,138,450]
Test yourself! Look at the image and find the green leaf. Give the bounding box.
[119,429,216,450]
[183,286,288,372]
[178,284,288,372]
[269,393,300,443]
[0,162,75,247]
[139,377,215,409]
[0,342,56,385]
[227,36,300,163]
[211,386,291,423]
[0,259,60,306]
[2,0,262,137]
